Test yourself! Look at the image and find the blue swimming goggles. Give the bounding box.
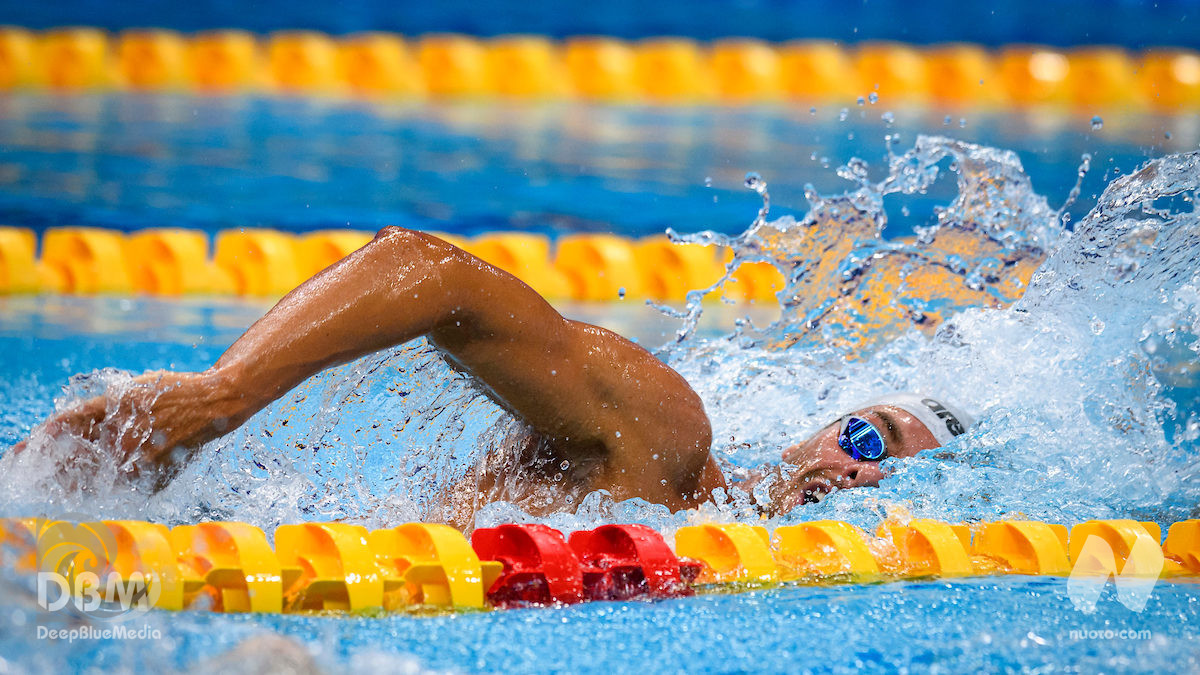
[837,416,887,461]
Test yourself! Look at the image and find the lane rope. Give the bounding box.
[0,226,784,301]
[0,28,1197,108]
[5,517,1195,614]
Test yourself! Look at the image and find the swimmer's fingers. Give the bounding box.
[14,395,109,455]
[14,371,213,490]
[50,397,108,440]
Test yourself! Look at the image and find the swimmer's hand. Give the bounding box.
[12,369,245,489]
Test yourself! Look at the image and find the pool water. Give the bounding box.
[2,94,1200,672]
[4,0,1198,49]
[0,94,1193,238]
[3,573,1198,673]
[2,296,1199,673]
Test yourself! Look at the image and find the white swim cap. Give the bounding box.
[858,392,976,447]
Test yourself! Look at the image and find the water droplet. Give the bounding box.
[839,108,849,121]
[820,156,830,168]
[614,430,622,438]
[868,92,879,104]
[809,106,817,115]
[1090,317,1105,335]
[1164,131,1172,140]
[943,115,952,126]
[704,176,712,187]
[900,205,910,217]
[1091,115,1104,130]
[560,460,570,470]
[881,111,895,126]
[810,151,818,161]
[744,172,766,194]
[959,117,967,128]
[856,96,865,106]
[617,287,626,299]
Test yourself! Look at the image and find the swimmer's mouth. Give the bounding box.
[799,480,834,505]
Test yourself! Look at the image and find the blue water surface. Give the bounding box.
[0,95,1192,240]
[0,0,1196,49]
[3,574,1197,673]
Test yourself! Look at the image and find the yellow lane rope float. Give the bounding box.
[0,27,1197,109]
[0,226,784,302]
[2,517,1196,615]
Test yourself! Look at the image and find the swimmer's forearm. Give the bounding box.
[208,227,467,421]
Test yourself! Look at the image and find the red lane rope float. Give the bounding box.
[471,523,585,606]
[568,524,700,601]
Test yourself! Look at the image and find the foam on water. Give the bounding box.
[2,136,1198,538]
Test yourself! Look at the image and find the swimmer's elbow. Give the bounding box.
[372,225,418,243]
[373,226,465,262]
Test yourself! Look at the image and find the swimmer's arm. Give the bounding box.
[210,226,590,428]
[23,226,718,498]
[15,227,462,469]
[219,228,713,483]
[214,227,717,502]
[208,227,465,414]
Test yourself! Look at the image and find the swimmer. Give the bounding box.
[14,227,973,522]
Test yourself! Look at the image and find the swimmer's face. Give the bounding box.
[775,405,942,511]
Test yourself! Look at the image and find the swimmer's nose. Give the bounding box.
[835,462,884,489]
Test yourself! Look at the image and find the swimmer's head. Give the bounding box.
[769,393,975,513]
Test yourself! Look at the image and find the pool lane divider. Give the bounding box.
[0,226,786,302]
[2,517,1197,616]
[1,27,1199,110]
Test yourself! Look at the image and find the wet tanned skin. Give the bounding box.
[16,227,724,509]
